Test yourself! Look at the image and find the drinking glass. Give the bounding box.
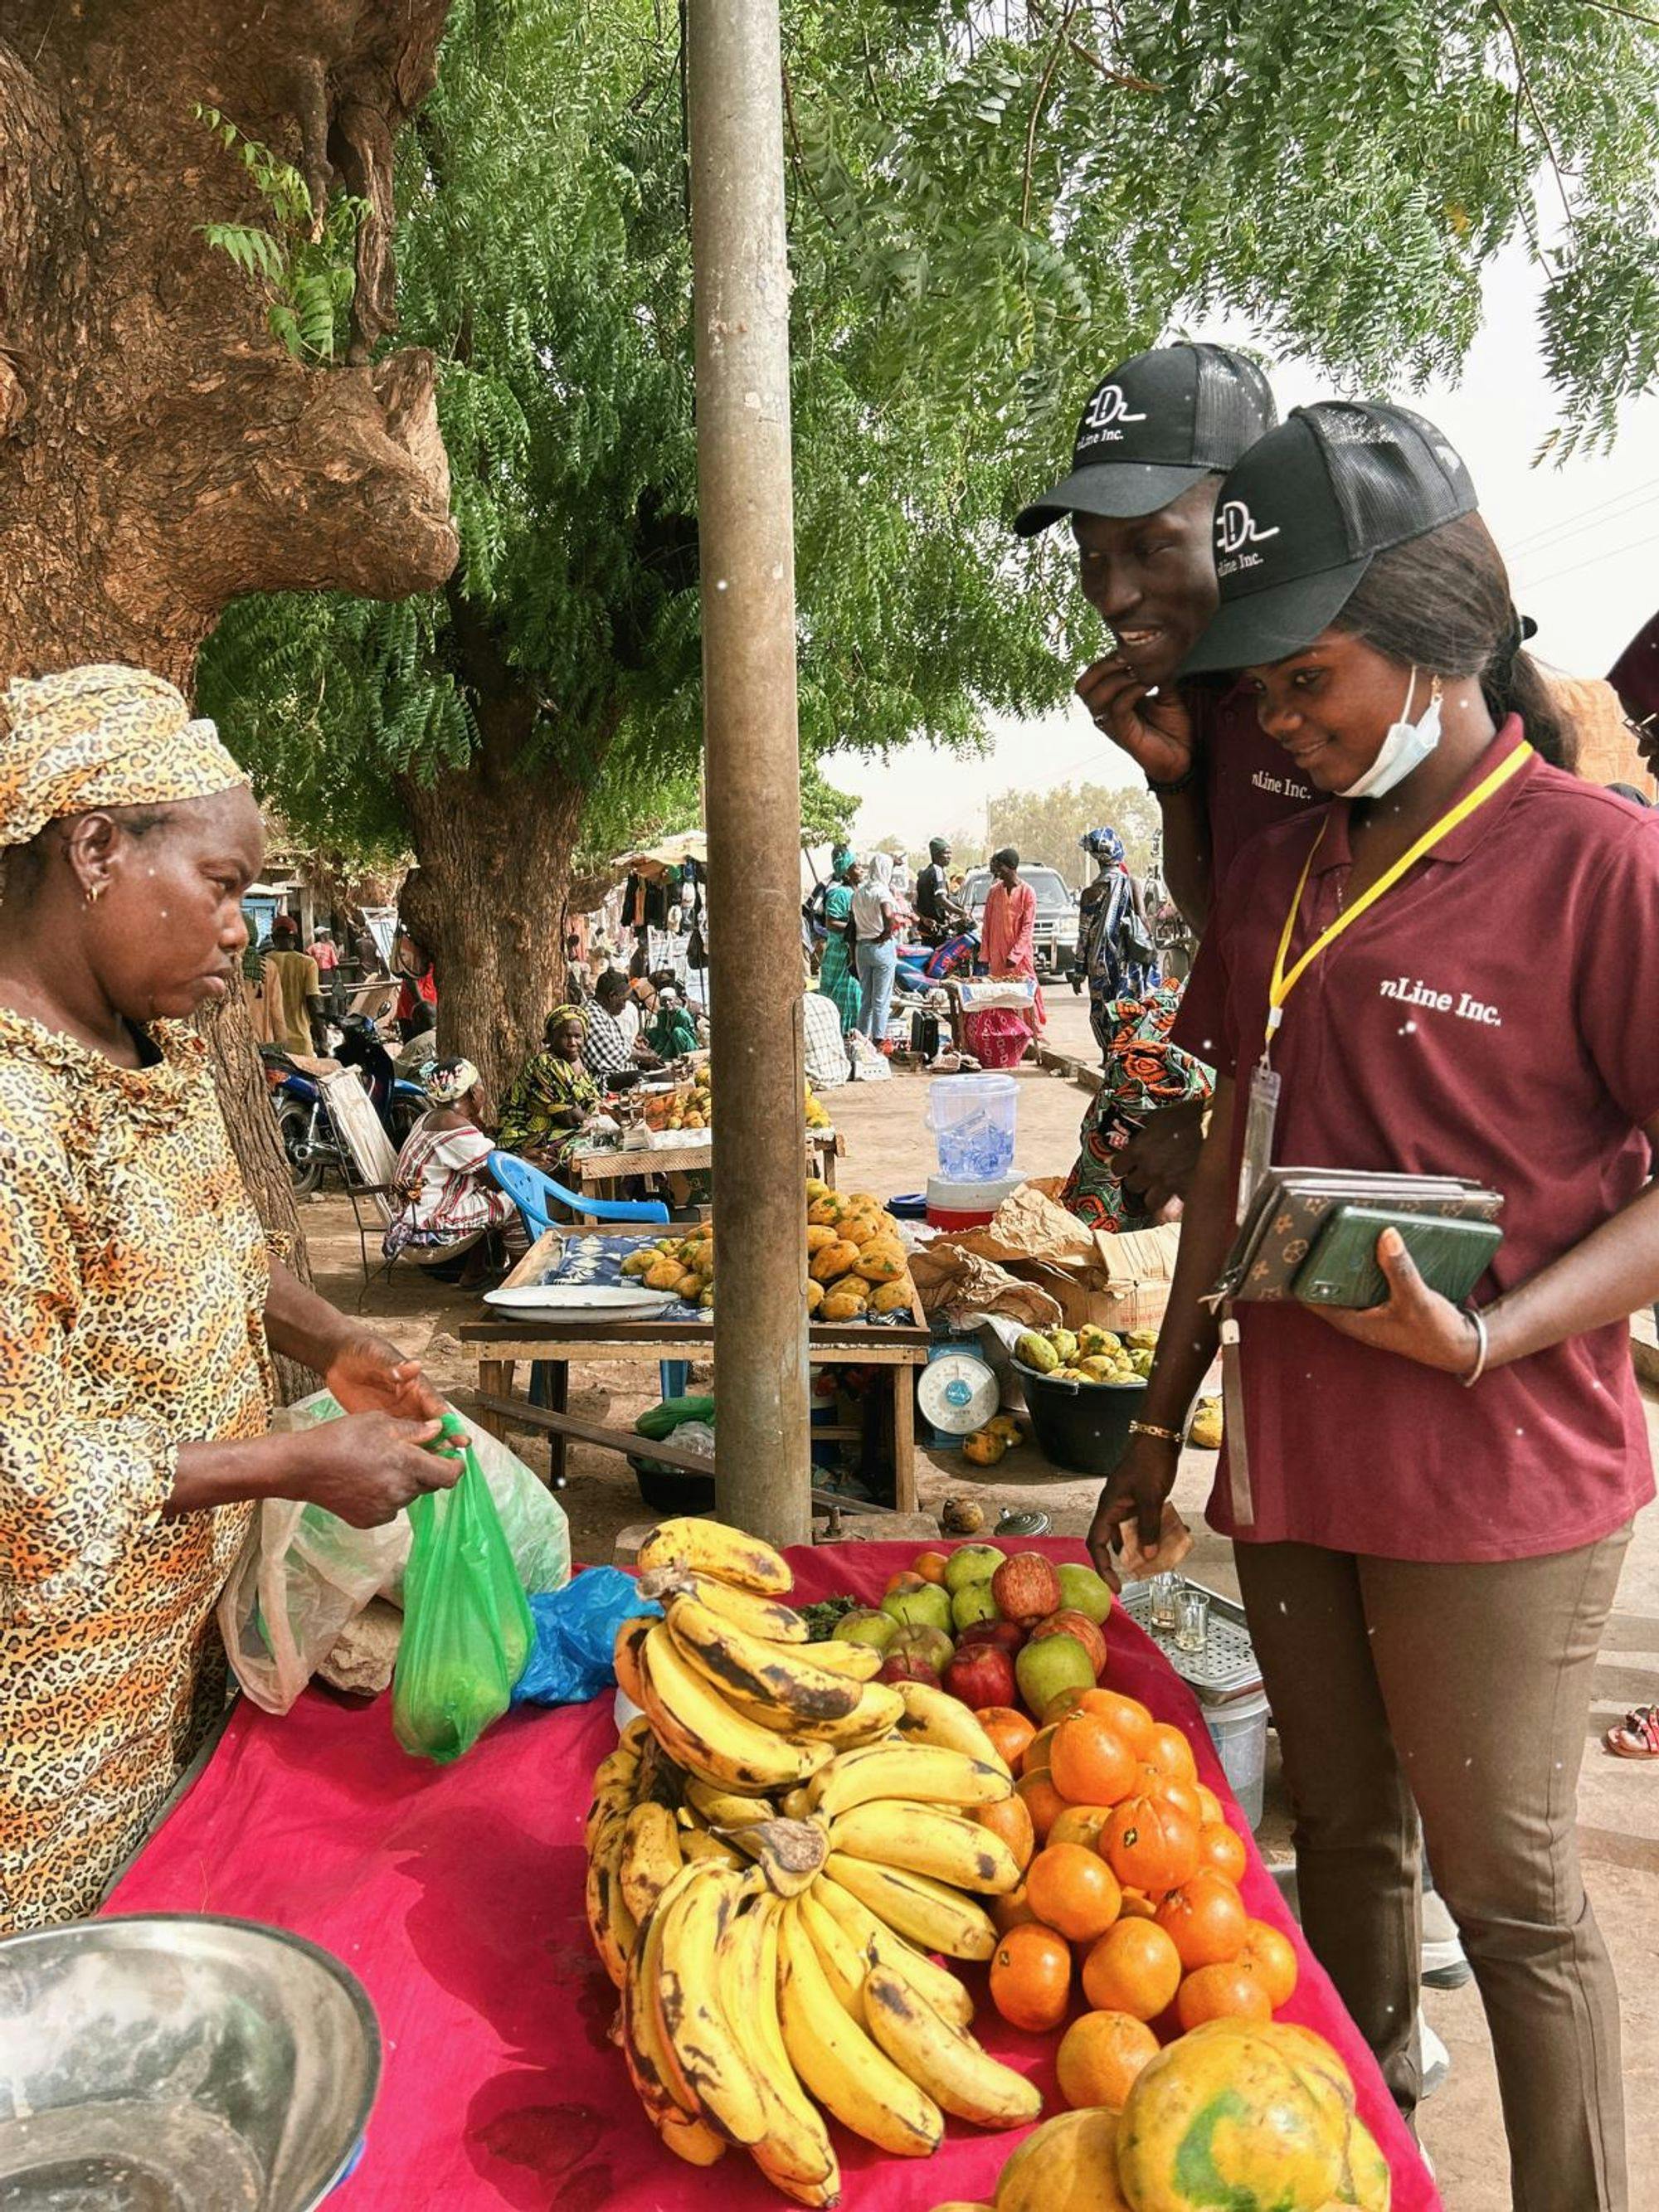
[1148,1572,1180,1631]
[1175,1586,1209,1654]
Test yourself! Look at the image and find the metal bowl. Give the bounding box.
[0,1913,380,2211]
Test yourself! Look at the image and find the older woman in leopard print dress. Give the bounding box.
[0,666,463,1930]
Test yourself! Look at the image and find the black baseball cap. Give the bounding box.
[1179,401,1479,674]
[1014,343,1277,536]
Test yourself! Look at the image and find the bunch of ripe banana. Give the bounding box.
[583,1517,1044,2203]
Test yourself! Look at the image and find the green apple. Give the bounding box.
[1055,1562,1114,1626]
[943,1543,1005,1594]
[951,1579,1000,1632]
[833,1606,898,1653]
[888,1622,955,1674]
[1014,1631,1096,1719]
[881,1582,955,1638]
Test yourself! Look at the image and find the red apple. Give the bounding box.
[943,1641,1018,1710]
[878,1653,941,1687]
[1029,1607,1109,1680]
[956,1618,1027,1659]
[990,1550,1062,1629]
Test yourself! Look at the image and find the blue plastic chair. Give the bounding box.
[486,1152,687,1403]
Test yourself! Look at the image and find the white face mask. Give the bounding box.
[1337,668,1444,800]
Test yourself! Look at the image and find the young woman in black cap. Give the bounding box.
[1090,401,1658,2207]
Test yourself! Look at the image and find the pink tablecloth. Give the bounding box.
[106,1538,1440,2210]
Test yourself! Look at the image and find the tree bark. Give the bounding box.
[396,606,614,1106]
[0,1,460,1313]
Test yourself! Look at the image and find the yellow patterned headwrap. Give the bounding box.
[0,664,247,849]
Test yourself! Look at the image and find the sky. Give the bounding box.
[824,240,1659,853]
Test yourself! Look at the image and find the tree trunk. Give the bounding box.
[0,2,460,1292]
[397,742,590,1109]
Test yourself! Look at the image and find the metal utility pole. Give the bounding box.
[688,0,812,1547]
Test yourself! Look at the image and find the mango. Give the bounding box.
[1014,1330,1059,1373]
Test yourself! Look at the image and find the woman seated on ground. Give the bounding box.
[498,1004,601,1177]
[382,1059,523,1279]
[645,982,698,1060]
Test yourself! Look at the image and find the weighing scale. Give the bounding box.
[916,1334,1001,1447]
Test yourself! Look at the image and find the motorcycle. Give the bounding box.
[263,1016,426,1196]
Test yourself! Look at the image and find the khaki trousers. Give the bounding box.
[1233,1529,1631,2212]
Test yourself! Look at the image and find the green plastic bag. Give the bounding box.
[392,1416,533,1763]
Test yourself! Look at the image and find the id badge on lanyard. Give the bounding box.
[1237,1048,1281,1226]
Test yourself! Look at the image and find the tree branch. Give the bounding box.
[1486,0,1578,244]
[1022,3,1078,231]
[781,60,839,234]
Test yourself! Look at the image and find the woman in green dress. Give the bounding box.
[497,1006,601,1178]
[816,853,862,1034]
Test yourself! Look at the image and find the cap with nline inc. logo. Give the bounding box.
[1013,343,1277,536]
[1179,400,1479,675]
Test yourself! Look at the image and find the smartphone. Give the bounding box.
[1292,1204,1502,1310]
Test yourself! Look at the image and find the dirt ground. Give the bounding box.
[304,984,1659,2206]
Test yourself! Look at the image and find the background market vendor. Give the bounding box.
[0,664,462,1932]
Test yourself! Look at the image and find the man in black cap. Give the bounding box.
[1017,342,1292,1207]
[914,836,956,945]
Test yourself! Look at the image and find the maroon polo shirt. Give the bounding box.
[1190,678,1317,892]
[1180,717,1659,1563]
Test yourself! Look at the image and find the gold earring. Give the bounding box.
[85,882,105,907]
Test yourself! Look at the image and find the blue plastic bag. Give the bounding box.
[511,1568,658,1707]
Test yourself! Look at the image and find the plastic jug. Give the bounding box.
[925,1073,1018,1181]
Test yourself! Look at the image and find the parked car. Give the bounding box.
[958,864,1079,976]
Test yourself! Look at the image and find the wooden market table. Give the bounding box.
[460,1226,927,1510]
[104,1539,1441,2212]
[568,1124,842,1196]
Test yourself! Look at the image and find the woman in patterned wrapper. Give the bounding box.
[0,665,465,1932]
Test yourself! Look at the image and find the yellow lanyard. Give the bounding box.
[1262,740,1533,1062]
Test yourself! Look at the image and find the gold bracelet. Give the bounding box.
[1127,1417,1184,1446]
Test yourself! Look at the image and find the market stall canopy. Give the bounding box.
[613,829,708,873]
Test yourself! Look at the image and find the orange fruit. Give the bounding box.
[1044,1686,1091,1727]
[913,1550,951,1584]
[992,1882,1038,1934]
[976,1705,1037,1772]
[1144,1722,1199,1786]
[990,1921,1073,2033]
[1015,1767,1068,1845]
[1194,1782,1224,1826]
[1134,1763,1203,1829]
[1026,1842,1123,1944]
[1055,2009,1160,2111]
[1049,1714,1138,1809]
[1048,1804,1115,1853]
[1175,1960,1273,2031]
[1238,1918,1299,2008]
[1081,1917,1184,2021]
[975,1791,1037,1873]
[1069,1688,1155,1757]
[1102,1793,1200,1897]
[1021,1723,1060,1777]
[1155,1871,1249,1971]
[1195,1821,1248,1884]
[1117,1888,1158,1920]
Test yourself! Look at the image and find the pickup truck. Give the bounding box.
[958,864,1080,978]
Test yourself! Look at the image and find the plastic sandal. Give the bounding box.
[1603,1704,1659,1760]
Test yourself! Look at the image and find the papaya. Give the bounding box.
[1078,1356,1119,1383]
[821,1289,866,1321]
[805,1280,825,1314]
[807,1195,849,1228]
[994,2107,1128,2212]
[854,1243,906,1284]
[1014,1330,1060,1373]
[962,1427,1006,1466]
[871,1280,914,1314]
[825,1275,869,1306]
[1078,1324,1122,1359]
[805,1178,830,1200]
[620,1250,653,1279]
[674,1271,703,1300]
[986,1413,1022,1444]
[1116,2022,1350,2212]
[1048,1328,1079,1366]
[1126,1328,1160,1351]
[839,1212,881,1247]
[1188,1397,1224,1450]
[810,1238,861,1283]
[805,1224,839,1253]
[645,1258,684,1291]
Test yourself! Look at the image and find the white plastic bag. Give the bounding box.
[217,1390,571,1713]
